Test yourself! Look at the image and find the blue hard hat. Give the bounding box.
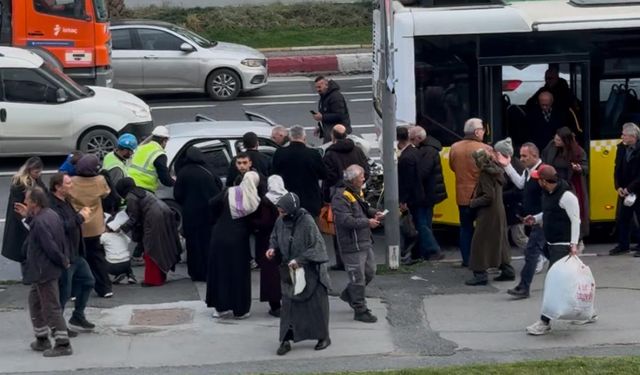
[117,133,138,151]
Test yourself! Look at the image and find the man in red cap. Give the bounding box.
[522,164,590,335]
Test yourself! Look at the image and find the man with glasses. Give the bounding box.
[449,118,492,267]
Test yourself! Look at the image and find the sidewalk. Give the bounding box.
[262,45,372,75]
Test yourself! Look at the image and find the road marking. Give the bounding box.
[150,104,217,110]
[243,101,316,106]
[350,98,372,102]
[354,84,372,88]
[268,74,371,83]
[0,218,5,223]
[248,91,370,100]
[0,169,57,177]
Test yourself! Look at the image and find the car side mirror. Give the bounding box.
[56,88,68,103]
[180,43,195,53]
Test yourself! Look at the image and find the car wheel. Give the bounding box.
[78,128,117,159]
[206,68,241,101]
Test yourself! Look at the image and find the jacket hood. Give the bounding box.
[323,80,341,97]
[327,138,355,154]
[184,146,206,165]
[277,192,302,218]
[419,136,442,152]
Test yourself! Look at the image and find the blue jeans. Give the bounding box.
[458,206,475,266]
[410,205,441,258]
[518,225,545,292]
[59,257,95,320]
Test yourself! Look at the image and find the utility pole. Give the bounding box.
[379,0,400,269]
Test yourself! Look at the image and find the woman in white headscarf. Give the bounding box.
[206,171,261,319]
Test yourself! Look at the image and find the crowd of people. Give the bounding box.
[3,71,639,357]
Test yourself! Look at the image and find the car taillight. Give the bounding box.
[502,80,522,92]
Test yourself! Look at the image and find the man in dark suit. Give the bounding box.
[610,123,640,256]
[527,91,576,150]
[271,125,327,217]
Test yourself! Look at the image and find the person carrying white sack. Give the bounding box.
[523,164,596,336]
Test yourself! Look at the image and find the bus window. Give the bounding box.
[414,36,476,146]
[595,57,640,140]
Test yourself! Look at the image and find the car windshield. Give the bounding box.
[170,26,217,48]
[41,63,92,98]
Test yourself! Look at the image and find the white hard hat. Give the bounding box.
[151,126,169,138]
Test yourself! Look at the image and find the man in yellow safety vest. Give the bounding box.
[128,126,174,193]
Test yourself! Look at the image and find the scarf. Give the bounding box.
[228,171,260,219]
[266,175,288,205]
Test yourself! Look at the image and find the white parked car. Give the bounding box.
[110,20,269,101]
[0,47,153,158]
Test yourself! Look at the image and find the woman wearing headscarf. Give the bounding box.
[115,178,182,287]
[250,175,287,317]
[2,157,46,270]
[542,126,589,242]
[67,154,113,297]
[206,171,260,319]
[465,149,515,286]
[174,146,223,281]
[266,192,332,356]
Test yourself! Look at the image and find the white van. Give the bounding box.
[0,47,153,158]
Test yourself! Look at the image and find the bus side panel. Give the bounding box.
[394,13,416,124]
[590,140,618,222]
[434,147,460,225]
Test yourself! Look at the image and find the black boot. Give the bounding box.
[276,341,291,356]
[315,338,332,350]
[43,341,72,357]
[494,264,516,282]
[354,309,378,323]
[465,271,488,286]
[30,337,51,352]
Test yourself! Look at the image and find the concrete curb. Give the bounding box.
[268,52,372,75]
[259,44,372,53]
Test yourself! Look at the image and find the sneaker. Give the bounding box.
[535,255,548,274]
[526,320,551,336]
[212,309,233,319]
[112,274,127,285]
[571,314,599,325]
[127,275,138,284]
[507,286,530,299]
[465,274,488,286]
[354,309,378,323]
[43,344,72,357]
[609,246,629,256]
[101,292,114,298]
[30,338,51,352]
[69,315,95,330]
[234,312,251,320]
[250,259,258,270]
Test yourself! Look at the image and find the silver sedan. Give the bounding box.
[110,20,268,100]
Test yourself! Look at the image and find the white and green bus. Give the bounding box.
[373,0,640,225]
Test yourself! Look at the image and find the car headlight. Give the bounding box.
[241,58,266,68]
[119,101,150,119]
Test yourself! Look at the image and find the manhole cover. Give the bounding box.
[129,308,194,326]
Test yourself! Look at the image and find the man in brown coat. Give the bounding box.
[449,118,492,267]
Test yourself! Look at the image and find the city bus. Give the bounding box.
[373,0,640,226]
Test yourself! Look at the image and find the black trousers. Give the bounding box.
[84,236,112,297]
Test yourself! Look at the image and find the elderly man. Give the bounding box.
[408,126,446,261]
[610,123,640,256]
[129,126,174,193]
[527,91,576,149]
[271,125,289,146]
[271,125,327,217]
[332,164,383,323]
[313,76,351,142]
[323,124,369,270]
[449,118,492,267]
[17,187,72,357]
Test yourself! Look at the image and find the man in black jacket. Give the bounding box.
[18,187,73,357]
[409,126,446,260]
[323,125,369,270]
[226,132,271,187]
[397,126,422,262]
[313,76,351,143]
[48,173,96,331]
[271,125,327,217]
[610,123,640,256]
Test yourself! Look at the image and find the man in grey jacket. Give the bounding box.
[331,164,383,323]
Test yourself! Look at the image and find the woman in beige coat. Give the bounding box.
[68,154,112,298]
